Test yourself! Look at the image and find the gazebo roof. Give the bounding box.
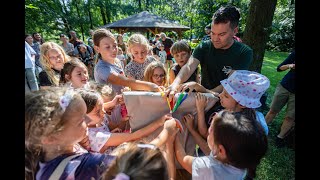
[102,11,190,35]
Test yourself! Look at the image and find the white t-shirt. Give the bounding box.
[158,50,167,64]
[192,152,246,180]
[88,123,115,154]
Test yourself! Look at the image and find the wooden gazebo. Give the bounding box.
[102,11,190,39]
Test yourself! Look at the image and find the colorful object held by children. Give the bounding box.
[172,92,188,113]
[175,119,184,133]
[120,104,128,118]
[161,91,174,113]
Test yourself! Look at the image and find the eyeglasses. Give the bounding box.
[48,54,63,61]
[152,74,165,79]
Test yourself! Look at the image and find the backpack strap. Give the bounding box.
[48,154,82,180]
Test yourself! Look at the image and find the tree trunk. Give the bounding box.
[87,0,93,29]
[74,0,85,42]
[242,0,277,73]
[138,0,142,11]
[100,7,107,25]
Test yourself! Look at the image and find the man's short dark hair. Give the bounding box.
[212,5,240,29]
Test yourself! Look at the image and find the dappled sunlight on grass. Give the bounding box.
[256,51,295,180]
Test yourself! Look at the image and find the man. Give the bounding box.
[159,32,174,64]
[25,41,39,92]
[165,5,253,99]
[202,24,211,41]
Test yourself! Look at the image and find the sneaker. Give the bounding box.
[275,136,286,148]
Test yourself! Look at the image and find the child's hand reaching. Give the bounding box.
[164,118,180,143]
[111,127,122,133]
[183,114,195,131]
[157,114,173,126]
[196,92,208,111]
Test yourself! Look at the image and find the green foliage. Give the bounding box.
[257,51,295,180]
[266,2,295,52]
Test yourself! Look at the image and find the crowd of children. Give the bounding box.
[26,21,273,179]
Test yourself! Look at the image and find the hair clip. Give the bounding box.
[113,173,130,180]
[137,143,157,150]
[59,89,76,111]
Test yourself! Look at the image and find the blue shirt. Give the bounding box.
[94,59,125,94]
[36,152,115,180]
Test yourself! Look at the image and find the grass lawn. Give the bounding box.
[256,51,295,180]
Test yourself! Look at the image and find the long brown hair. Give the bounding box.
[25,87,82,180]
[102,142,168,180]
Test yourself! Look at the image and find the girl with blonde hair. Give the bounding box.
[39,42,70,89]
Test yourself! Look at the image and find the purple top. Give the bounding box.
[36,152,115,180]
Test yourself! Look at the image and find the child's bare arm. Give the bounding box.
[195,93,209,138]
[100,114,171,153]
[149,118,179,147]
[183,114,211,156]
[151,118,179,180]
[108,73,161,92]
[174,136,194,174]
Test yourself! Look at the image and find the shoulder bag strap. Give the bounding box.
[48,154,82,180]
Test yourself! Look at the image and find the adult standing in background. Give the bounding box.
[60,34,75,57]
[159,32,174,67]
[25,41,39,92]
[202,24,211,41]
[32,32,45,45]
[265,51,295,148]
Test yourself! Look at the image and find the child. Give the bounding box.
[116,46,126,69]
[175,110,268,180]
[124,33,156,80]
[87,82,130,132]
[102,142,168,180]
[77,88,173,154]
[39,42,70,89]
[143,61,168,87]
[179,70,270,138]
[25,87,115,180]
[169,40,200,85]
[60,58,89,88]
[76,44,94,79]
[93,29,160,94]
[102,116,179,180]
[158,43,167,65]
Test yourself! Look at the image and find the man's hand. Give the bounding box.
[164,83,180,102]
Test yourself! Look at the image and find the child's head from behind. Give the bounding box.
[208,110,267,177]
[60,58,89,88]
[127,34,149,63]
[170,40,192,67]
[92,28,117,61]
[25,87,87,179]
[219,70,270,110]
[144,61,167,86]
[77,89,105,126]
[102,142,168,180]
